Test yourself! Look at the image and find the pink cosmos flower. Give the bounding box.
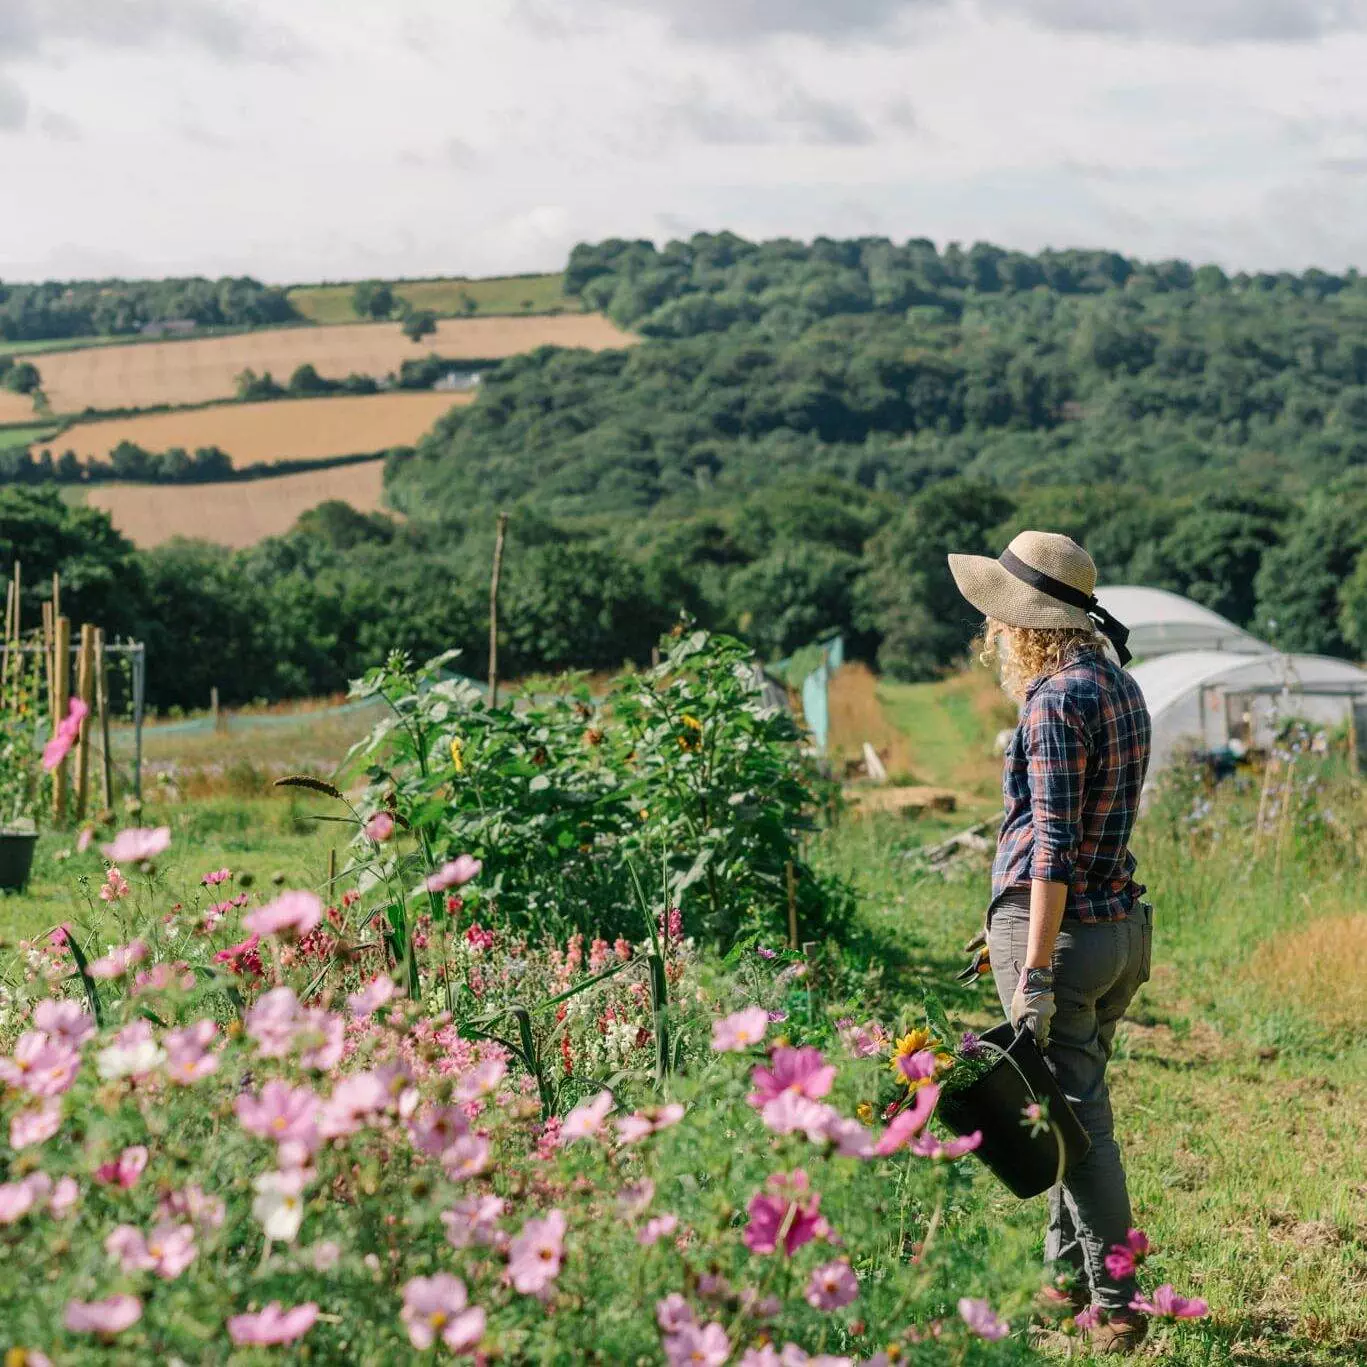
[561,1090,613,1144]
[165,1019,219,1084]
[77,825,95,852]
[99,867,131,903]
[245,985,302,1057]
[317,1071,390,1138]
[409,1104,471,1156]
[101,825,171,864]
[896,1049,940,1086]
[33,998,97,1047]
[442,1195,506,1250]
[1105,1246,1138,1280]
[508,1209,567,1295]
[638,1213,679,1246]
[64,1295,142,1335]
[821,1114,875,1159]
[401,1273,486,1352]
[743,1171,825,1257]
[106,1221,197,1279]
[42,697,88,772]
[364,811,395,842]
[235,1080,320,1155]
[663,1322,731,1367]
[656,1293,695,1333]
[453,1056,506,1102]
[0,1031,80,1097]
[158,1184,224,1231]
[346,974,397,1017]
[1074,1305,1104,1331]
[50,1175,80,1218]
[1129,1285,1209,1320]
[201,867,232,886]
[244,890,323,939]
[617,1179,655,1218]
[88,939,149,980]
[0,1173,52,1224]
[425,855,482,892]
[227,1302,319,1346]
[310,1240,342,1271]
[442,1133,491,1180]
[295,1007,344,1071]
[95,1145,148,1189]
[874,1084,942,1156]
[748,1046,836,1108]
[958,1297,1009,1340]
[761,1091,837,1142]
[615,1102,685,1144]
[806,1259,859,1311]
[712,1005,769,1052]
[909,1129,982,1161]
[838,1019,891,1058]
[10,1098,62,1150]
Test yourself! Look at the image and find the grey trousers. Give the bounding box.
[987,897,1152,1311]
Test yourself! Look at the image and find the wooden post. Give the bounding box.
[96,627,114,811]
[52,616,70,822]
[211,686,221,732]
[785,860,799,950]
[51,571,60,621]
[487,511,508,708]
[41,600,54,724]
[73,623,96,820]
[1349,703,1360,779]
[326,847,337,898]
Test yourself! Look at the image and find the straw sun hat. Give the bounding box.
[947,530,1133,665]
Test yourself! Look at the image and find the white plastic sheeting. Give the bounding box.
[1094,586,1271,660]
[1128,650,1367,770]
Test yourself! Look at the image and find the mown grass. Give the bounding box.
[0,422,59,452]
[817,770,1367,1365]
[288,273,572,323]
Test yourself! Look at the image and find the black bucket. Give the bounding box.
[0,831,38,893]
[937,1022,1091,1199]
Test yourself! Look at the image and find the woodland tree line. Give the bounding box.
[3,233,1367,708]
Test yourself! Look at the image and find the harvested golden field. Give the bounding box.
[0,389,36,423]
[86,460,387,549]
[49,392,469,465]
[38,314,634,413]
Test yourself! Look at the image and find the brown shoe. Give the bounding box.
[1089,1314,1149,1355]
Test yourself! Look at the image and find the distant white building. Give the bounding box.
[139,318,197,338]
[1094,586,1272,660]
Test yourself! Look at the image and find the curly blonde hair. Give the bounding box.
[978,618,1103,703]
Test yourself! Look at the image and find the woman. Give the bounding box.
[948,530,1153,1355]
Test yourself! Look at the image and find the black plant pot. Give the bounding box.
[0,830,39,893]
[937,1022,1092,1199]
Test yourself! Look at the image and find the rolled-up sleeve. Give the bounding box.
[1024,690,1089,885]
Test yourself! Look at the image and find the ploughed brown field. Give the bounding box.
[0,390,36,423]
[86,461,388,549]
[48,392,470,465]
[37,314,634,412]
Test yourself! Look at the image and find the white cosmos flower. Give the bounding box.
[97,1040,166,1081]
[252,1169,308,1243]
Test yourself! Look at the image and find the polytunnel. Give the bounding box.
[1093,586,1272,660]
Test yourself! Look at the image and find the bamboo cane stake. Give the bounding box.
[1273,757,1297,879]
[488,510,509,708]
[74,623,96,821]
[52,616,70,822]
[1253,755,1278,860]
[96,627,114,812]
[41,600,54,725]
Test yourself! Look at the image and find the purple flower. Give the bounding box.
[958,1296,1009,1340]
[805,1259,858,1310]
[756,946,777,960]
[959,1030,984,1058]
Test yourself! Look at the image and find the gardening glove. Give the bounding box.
[1010,967,1056,1048]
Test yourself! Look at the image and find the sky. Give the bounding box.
[2,0,1367,284]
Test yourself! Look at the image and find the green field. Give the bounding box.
[288,272,571,323]
[0,422,60,451]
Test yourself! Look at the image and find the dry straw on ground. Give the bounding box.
[0,389,36,423]
[1246,911,1367,1031]
[827,662,920,780]
[87,460,388,549]
[37,313,635,412]
[45,392,469,466]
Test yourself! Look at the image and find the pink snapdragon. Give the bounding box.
[638,1213,679,1246]
[507,1209,567,1295]
[561,1090,613,1144]
[165,1019,219,1084]
[873,1084,941,1156]
[227,1302,319,1346]
[748,1046,836,1108]
[346,974,397,1017]
[743,1171,826,1256]
[662,1322,731,1367]
[33,998,97,1047]
[244,889,323,939]
[0,1030,80,1097]
[42,697,88,771]
[364,811,395,842]
[235,1080,320,1160]
[64,1295,142,1336]
[401,1274,486,1352]
[959,1297,1010,1340]
[99,867,131,902]
[88,939,149,980]
[10,1098,62,1150]
[806,1260,859,1311]
[105,1221,197,1279]
[712,1005,769,1052]
[101,825,171,864]
[1129,1285,1209,1320]
[615,1102,685,1144]
[425,855,482,892]
[95,1145,148,1189]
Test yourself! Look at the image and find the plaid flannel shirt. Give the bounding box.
[992,648,1152,923]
